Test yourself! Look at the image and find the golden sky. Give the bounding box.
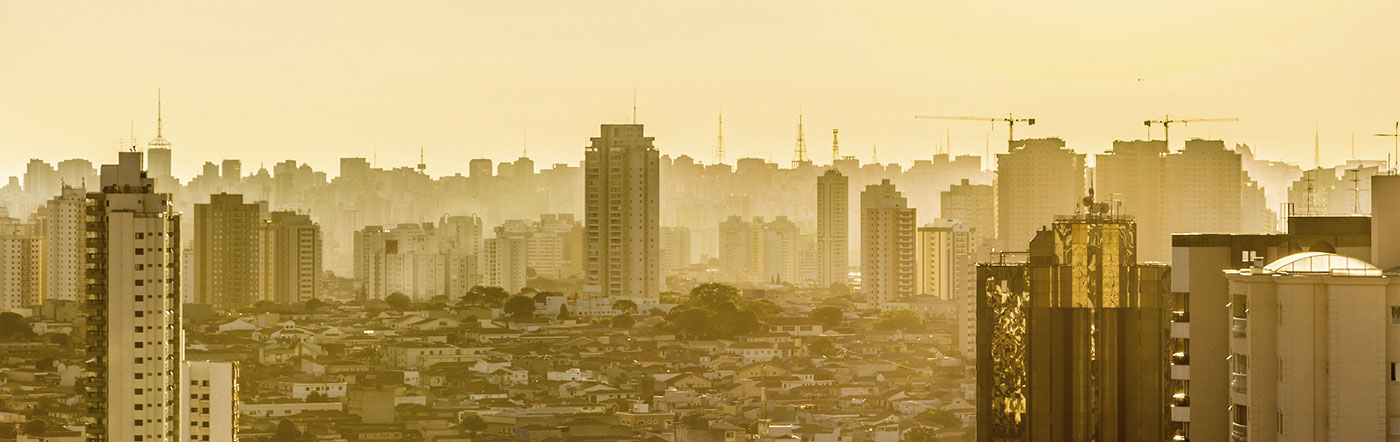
[1,0,1396,179]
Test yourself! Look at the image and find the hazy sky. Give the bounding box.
[2,1,1398,179]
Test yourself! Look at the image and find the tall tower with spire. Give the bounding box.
[147,89,175,192]
[793,111,809,167]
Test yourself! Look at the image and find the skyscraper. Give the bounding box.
[0,216,43,311]
[916,219,978,359]
[816,169,849,288]
[44,186,87,301]
[195,193,264,310]
[1224,252,1395,441]
[1095,140,1169,262]
[1166,139,1243,235]
[583,124,660,299]
[260,211,323,304]
[995,138,1086,251]
[976,205,1171,442]
[860,179,915,304]
[940,178,994,261]
[85,151,183,442]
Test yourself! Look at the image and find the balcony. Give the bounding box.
[1171,405,1191,422]
[1230,318,1247,338]
[1230,423,1248,442]
[1230,373,1247,393]
[1171,364,1191,380]
[1171,321,1190,339]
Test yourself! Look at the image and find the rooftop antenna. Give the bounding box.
[1351,132,1356,161]
[715,112,725,165]
[129,120,136,150]
[522,128,528,157]
[793,108,808,167]
[831,129,840,163]
[631,89,637,124]
[945,127,951,156]
[1373,122,1400,175]
[872,144,877,164]
[417,147,427,173]
[984,131,990,170]
[156,88,163,138]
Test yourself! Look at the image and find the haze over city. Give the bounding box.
[4,1,1400,178]
[6,2,1400,442]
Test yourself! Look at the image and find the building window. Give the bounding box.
[1391,306,1400,325]
[1391,363,1398,382]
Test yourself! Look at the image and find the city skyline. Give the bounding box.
[4,1,1400,179]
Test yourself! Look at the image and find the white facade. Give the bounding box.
[181,361,238,442]
[816,169,849,288]
[44,186,86,302]
[861,179,915,305]
[1224,252,1400,442]
[583,124,661,299]
[86,151,184,442]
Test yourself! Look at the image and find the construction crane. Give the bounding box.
[1143,115,1238,148]
[914,113,1035,145]
[1374,122,1399,174]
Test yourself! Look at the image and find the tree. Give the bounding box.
[871,309,924,331]
[828,282,851,298]
[905,425,939,442]
[612,299,638,314]
[0,312,33,341]
[273,419,301,441]
[810,307,844,329]
[22,419,46,435]
[611,313,635,329]
[385,293,412,311]
[664,283,762,340]
[464,286,510,307]
[459,414,487,434]
[305,391,327,403]
[557,304,571,320]
[504,295,537,318]
[807,337,838,357]
[303,298,327,312]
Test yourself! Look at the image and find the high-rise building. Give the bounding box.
[717,216,801,285]
[84,151,183,442]
[0,216,43,311]
[482,230,529,293]
[583,124,660,299]
[860,179,915,304]
[1095,140,1169,262]
[260,211,323,304]
[995,138,1086,251]
[1166,139,1243,235]
[353,216,480,300]
[25,159,59,199]
[469,158,494,179]
[1168,215,1376,441]
[181,361,238,442]
[44,186,87,301]
[916,219,978,358]
[1223,252,1396,442]
[816,169,849,288]
[976,208,1171,442]
[56,159,97,189]
[660,226,692,274]
[195,193,264,310]
[940,178,994,261]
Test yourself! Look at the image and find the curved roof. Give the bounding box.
[1263,252,1381,276]
[147,135,172,147]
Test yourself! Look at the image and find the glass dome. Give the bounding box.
[1262,251,1382,277]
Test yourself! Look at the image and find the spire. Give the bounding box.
[147,89,172,148]
[715,113,725,165]
[631,89,637,124]
[523,128,528,157]
[872,144,878,164]
[417,146,427,173]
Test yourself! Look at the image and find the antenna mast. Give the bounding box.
[831,129,840,163]
[631,90,637,124]
[715,113,725,165]
[793,111,808,167]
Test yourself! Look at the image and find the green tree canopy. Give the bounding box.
[504,295,537,318]
[557,304,571,319]
[273,419,301,441]
[612,299,638,313]
[807,337,838,357]
[810,306,844,328]
[464,286,511,307]
[664,283,764,339]
[611,313,635,329]
[385,293,412,311]
[871,309,924,331]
